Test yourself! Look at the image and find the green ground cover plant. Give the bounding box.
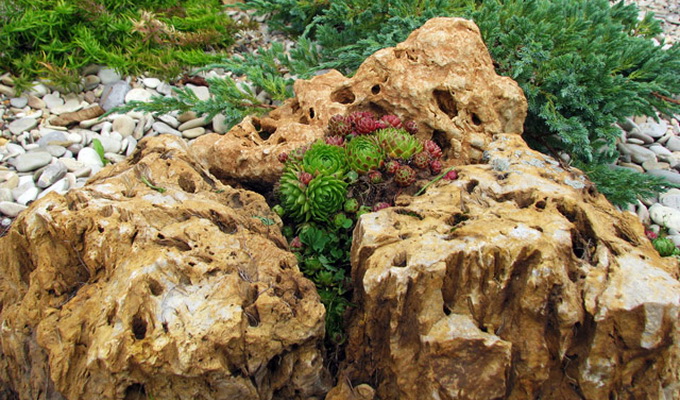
[0,0,246,91]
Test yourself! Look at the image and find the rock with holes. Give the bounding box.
[338,133,680,400]
[191,17,526,186]
[0,135,329,400]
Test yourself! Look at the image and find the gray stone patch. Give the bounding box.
[8,117,38,135]
[37,161,67,188]
[12,151,53,172]
[564,179,586,189]
[100,81,131,111]
[0,201,28,217]
[491,158,511,172]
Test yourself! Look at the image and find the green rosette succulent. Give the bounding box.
[306,175,348,222]
[303,140,348,177]
[278,170,348,223]
[278,169,309,222]
[376,127,423,160]
[345,135,385,174]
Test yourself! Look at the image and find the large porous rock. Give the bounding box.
[192,17,526,186]
[0,135,329,400]
[341,133,680,400]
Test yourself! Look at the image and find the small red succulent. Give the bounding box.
[443,170,459,181]
[403,120,418,135]
[325,135,345,146]
[429,159,443,175]
[424,140,442,159]
[277,152,289,163]
[412,151,430,170]
[394,165,416,187]
[368,170,383,184]
[380,114,402,128]
[372,202,390,212]
[299,172,314,185]
[385,160,401,175]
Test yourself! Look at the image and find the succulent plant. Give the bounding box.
[306,175,349,222]
[278,152,289,163]
[376,127,423,160]
[385,160,401,175]
[412,151,430,170]
[345,135,385,174]
[278,170,348,223]
[380,114,402,128]
[444,170,459,180]
[394,165,417,187]
[302,141,348,177]
[424,140,442,159]
[372,202,390,212]
[403,120,418,135]
[328,114,352,137]
[429,159,443,175]
[368,170,383,184]
[652,237,677,257]
[325,135,345,146]
[355,116,385,134]
[299,171,314,185]
[343,198,359,213]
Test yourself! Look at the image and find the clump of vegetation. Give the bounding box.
[0,0,247,90]
[273,112,456,345]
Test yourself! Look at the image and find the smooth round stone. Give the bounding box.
[666,136,680,152]
[100,81,131,111]
[27,95,46,110]
[83,75,101,90]
[649,203,680,231]
[152,122,181,136]
[10,96,28,108]
[159,114,180,128]
[4,143,26,157]
[181,127,205,139]
[640,119,668,138]
[186,84,210,101]
[626,138,645,145]
[178,117,209,131]
[125,137,138,157]
[100,121,113,136]
[649,144,672,156]
[0,188,13,202]
[51,97,83,115]
[642,160,670,171]
[67,132,83,144]
[12,151,53,172]
[619,117,638,132]
[0,201,28,217]
[617,162,645,173]
[647,169,680,185]
[627,127,654,144]
[67,143,83,155]
[45,145,67,157]
[73,166,93,178]
[37,161,67,188]
[212,114,229,134]
[659,189,680,210]
[8,117,38,135]
[636,203,650,225]
[617,143,657,164]
[28,83,48,97]
[104,153,126,164]
[37,131,69,147]
[98,68,122,85]
[16,186,39,205]
[156,82,173,96]
[77,147,104,167]
[112,115,136,137]
[142,77,161,89]
[177,111,197,123]
[23,143,40,151]
[98,136,121,153]
[667,235,680,247]
[60,158,85,172]
[125,88,153,103]
[38,177,69,198]
[0,174,19,190]
[0,84,15,97]
[43,92,64,110]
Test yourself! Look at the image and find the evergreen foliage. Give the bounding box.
[0,0,246,89]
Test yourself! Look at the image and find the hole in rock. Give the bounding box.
[97,226,104,233]
[178,173,196,193]
[392,252,407,268]
[371,84,381,95]
[309,108,315,119]
[432,130,450,154]
[257,127,275,141]
[252,118,261,132]
[535,199,547,210]
[331,87,356,104]
[395,209,423,220]
[433,89,458,120]
[465,180,479,194]
[446,213,470,227]
[124,384,146,400]
[443,304,451,316]
[148,279,163,296]
[106,304,117,325]
[131,314,147,340]
[471,113,483,126]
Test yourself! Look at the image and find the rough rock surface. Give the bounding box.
[192,17,526,187]
[0,136,328,399]
[342,133,680,399]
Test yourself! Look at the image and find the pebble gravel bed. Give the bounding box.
[0,2,679,240]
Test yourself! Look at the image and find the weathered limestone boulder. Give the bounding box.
[342,134,680,399]
[0,136,329,399]
[192,17,526,186]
